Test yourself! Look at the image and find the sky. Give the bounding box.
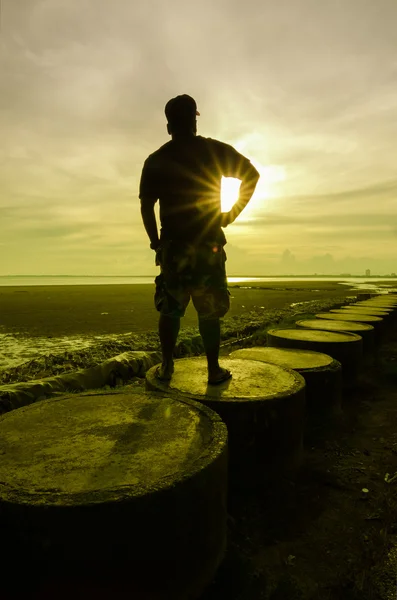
[1,0,396,276]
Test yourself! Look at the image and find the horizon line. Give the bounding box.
[1,274,396,279]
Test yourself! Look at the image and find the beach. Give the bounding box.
[0,280,361,338]
[0,279,394,376]
[1,281,397,599]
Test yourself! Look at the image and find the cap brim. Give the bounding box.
[196,110,200,116]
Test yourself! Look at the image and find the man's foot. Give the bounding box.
[155,362,174,382]
[208,367,232,385]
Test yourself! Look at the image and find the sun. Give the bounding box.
[220,177,241,212]
[221,159,285,216]
[219,134,287,217]
[218,133,287,218]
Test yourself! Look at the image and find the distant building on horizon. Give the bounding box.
[365,269,371,277]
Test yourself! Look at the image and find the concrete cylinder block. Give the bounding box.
[315,312,384,346]
[0,391,228,600]
[146,357,306,487]
[296,318,375,355]
[229,346,342,426]
[267,328,363,388]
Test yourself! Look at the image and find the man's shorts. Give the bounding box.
[154,239,230,319]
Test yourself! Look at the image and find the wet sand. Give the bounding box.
[0,281,358,338]
[1,280,389,373]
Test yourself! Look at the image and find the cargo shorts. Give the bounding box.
[154,240,230,319]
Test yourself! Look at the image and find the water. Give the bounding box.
[0,332,99,373]
[0,276,153,286]
[1,275,397,287]
[0,275,395,373]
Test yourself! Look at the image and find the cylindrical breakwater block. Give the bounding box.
[296,318,375,355]
[229,346,342,424]
[267,328,363,388]
[146,357,306,486]
[352,301,397,335]
[332,306,391,317]
[330,306,395,329]
[354,302,396,311]
[358,299,397,308]
[372,294,397,301]
[0,392,228,600]
[316,312,384,326]
[315,312,384,346]
[355,301,397,316]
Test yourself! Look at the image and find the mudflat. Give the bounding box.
[0,281,358,337]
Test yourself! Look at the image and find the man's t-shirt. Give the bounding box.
[139,135,253,245]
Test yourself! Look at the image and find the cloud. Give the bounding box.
[1,0,397,275]
[285,179,397,205]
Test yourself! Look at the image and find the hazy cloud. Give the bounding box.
[1,0,396,275]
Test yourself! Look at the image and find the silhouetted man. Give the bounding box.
[140,95,260,383]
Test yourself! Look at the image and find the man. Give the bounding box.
[139,94,260,384]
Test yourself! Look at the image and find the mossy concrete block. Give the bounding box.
[315,312,384,346]
[0,391,228,599]
[356,301,397,320]
[296,318,375,355]
[355,302,397,329]
[333,306,391,318]
[336,305,391,314]
[332,307,395,334]
[229,346,342,425]
[316,312,383,326]
[0,351,162,417]
[352,302,396,314]
[267,328,363,388]
[357,300,397,309]
[365,295,396,303]
[349,303,397,339]
[146,357,306,487]
[364,297,397,303]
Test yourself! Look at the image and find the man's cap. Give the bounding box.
[165,94,200,123]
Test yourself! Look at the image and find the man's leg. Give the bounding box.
[198,316,231,383]
[158,313,180,379]
[193,244,231,383]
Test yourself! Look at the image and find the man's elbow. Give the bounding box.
[251,165,260,181]
[245,164,260,183]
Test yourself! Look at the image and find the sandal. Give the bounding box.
[208,368,232,385]
[155,364,173,382]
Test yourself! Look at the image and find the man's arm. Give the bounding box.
[212,140,260,227]
[139,157,161,249]
[223,162,260,227]
[140,198,160,249]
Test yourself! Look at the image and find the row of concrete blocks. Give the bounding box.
[0,292,396,599]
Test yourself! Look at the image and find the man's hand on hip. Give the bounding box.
[221,212,233,228]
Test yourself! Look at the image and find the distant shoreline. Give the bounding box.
[0,280,359,339]
[0,280,394,377]
[1,275,397,279]
[0,283,359,379]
